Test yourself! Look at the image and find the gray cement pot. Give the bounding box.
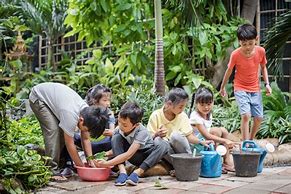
[171,153,203,181]
[232,151,260,177]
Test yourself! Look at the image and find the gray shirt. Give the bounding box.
[30,82,88,137]
[116,124,154,150]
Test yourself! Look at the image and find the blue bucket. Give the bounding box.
[200,144,222,178]
[242,140,267,173]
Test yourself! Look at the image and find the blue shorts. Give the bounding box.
[234,91,263,118]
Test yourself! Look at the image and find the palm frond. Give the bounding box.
[264,10,291,76]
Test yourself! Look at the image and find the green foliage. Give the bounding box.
[65,0,152,46]
[65,0,242,89]
[212,100,241,133]
[258,82,291,143]
[8,116,44,146]
[0,146,51,192]
[126,85,164,125]
[264,10,291,76]
[0,88,50,193]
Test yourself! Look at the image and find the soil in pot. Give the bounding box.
[171,153,203,181]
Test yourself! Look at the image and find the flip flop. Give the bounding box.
[50,175,68,183]
[222,168,228,174]
[223,164,235,172]
[169,170,175,177]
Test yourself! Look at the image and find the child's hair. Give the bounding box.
[189,87,214,116]
[237,24,257,41]
[80,106,109,138]
[85,84,112,106]
[119,102,144,125]
[165,88,189,105]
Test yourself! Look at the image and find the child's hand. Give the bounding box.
[156,125,168,138]
[93,159,108,168]
[200,140,214,147]
[224,139,235,149]
[103,129,113,136]
[219,88,227,97]
[88,160,96,168]
[105,150,113,157]
[266,84,272,96]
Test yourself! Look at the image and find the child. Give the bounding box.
[29,82,108,181]
[220,24,272,140]
[93,102,169,186]
[189,87,235,172]
[147,88,212,158]
[74,84,115,154]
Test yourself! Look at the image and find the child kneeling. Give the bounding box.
[93,102,169,186]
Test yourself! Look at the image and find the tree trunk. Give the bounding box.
[154,0,165,96]
[211,47,234,88]
[241,0,258,23]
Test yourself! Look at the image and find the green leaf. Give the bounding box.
[199,31,208,45]
[105,58,113,70]
[130,53,137,64]
[170,65,181,73]
[17,146,27,157]
[116,3,131,11]
[100,0,109,12]
[165,71,176,81]
[93,49,102,59]
[191,76,202,89]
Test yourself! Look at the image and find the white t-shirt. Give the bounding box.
[189,110,212,134]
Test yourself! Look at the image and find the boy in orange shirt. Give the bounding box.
[220,24,272,140]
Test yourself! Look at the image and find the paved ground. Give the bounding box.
[37,166,291,194]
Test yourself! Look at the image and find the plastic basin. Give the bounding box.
[75,164,111,181]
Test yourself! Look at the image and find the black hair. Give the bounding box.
[237,24,257,41]
[189,87,213,116]
[165,88,189,105]
[119,101,143,125]
[80,106,109,138]
[85,84,112,106]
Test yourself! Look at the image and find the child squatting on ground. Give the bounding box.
[220,23,272,141]
[29,82,109,181]
[74,84,116,155]
[189,87,235,173]
[93,102,169,186]
[147,88,213,163]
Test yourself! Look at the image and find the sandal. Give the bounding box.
[169,170,175,177]
[50,175,68,182]
[222,168,228,174]
[223,164,235,172]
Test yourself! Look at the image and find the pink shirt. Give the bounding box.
[228,46,267,92]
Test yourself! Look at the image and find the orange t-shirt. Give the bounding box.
[228,46,267,92]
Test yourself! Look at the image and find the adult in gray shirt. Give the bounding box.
[29,82,108,179]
